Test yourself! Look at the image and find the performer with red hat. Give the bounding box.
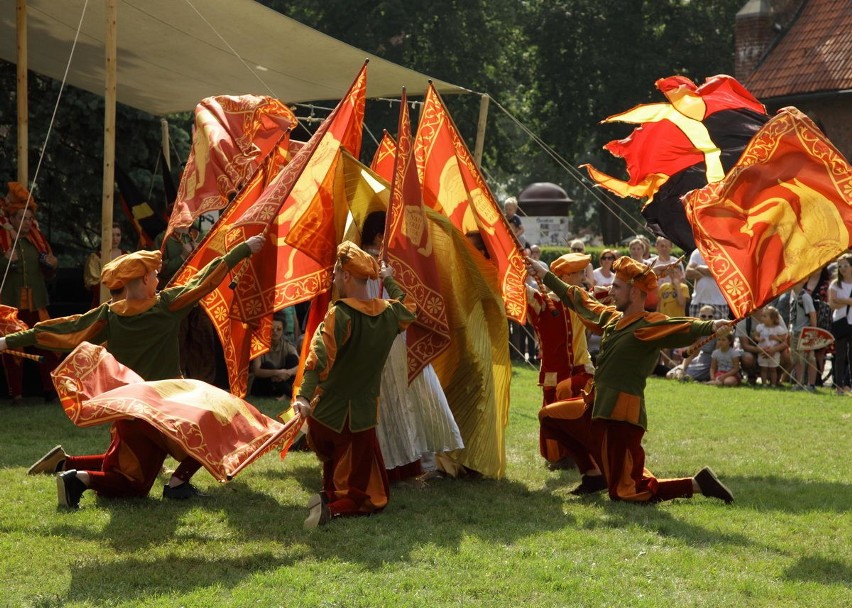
[526,254,735,504]
[293,241,416,528]
[1,234,265,507]
[0,182,61,401]
[526,252,595,469]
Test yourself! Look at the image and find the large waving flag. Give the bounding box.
[382,89,451,381]
[175,65,366,396]
[414,83,527,323]
[167,95,296,240]
[236,63,367,270]
[172,142,328,397]
[52,342,302,481]
[683,107,852,319]
[582,75,769,251]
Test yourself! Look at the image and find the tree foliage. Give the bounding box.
[1,0,746,263]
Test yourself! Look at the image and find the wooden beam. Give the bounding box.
[473,93,490,168]
[16,0,27,185]
[99,0,117,303]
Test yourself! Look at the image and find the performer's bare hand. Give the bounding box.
[293,396,314,418]
[4,249,17,263]
[525,256,548,280]
[246,234,266,254]
[712,319,732,333]
[0,337,6,352]
[379,261,394,279]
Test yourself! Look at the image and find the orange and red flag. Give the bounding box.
[235,63,367,271]
[167,95,296,240]
[370,131,397,179]
[53,342,302,481]
[383,89,451,381]
[174,65,367,396]
[582,75,768,251]
[683,107,852,318]
[413,83,527,323]
[172,142,328,398]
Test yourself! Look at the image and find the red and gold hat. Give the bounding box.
[550,252,590,277]
[337,241,379,280]
[101,250,162,290]
[612,256,657,293]
[3,182,37,212]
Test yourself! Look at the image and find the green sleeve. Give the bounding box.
[298,305,351,401]
[5,305,110,351]
[160,242,253,312]
[543,271,617,329]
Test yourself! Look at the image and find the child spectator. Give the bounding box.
[708,331,742,386]
[753,306,788,387]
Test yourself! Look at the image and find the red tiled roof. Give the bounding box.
[745,0,852,98]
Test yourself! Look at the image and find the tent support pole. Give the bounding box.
[100,0,117,303]
[473,93,490,168]
[16,0,28,185]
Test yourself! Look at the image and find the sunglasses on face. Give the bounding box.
[699,315,714,320]
[572,248,583,252]
[600,256,614,260]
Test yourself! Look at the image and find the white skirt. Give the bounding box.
[375,333,464,469]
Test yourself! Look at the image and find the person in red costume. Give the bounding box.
[527,252,596,470]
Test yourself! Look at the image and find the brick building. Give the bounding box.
[735,0,852,159]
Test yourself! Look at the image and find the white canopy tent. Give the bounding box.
[1,0,477,301]
[0,0,465,114]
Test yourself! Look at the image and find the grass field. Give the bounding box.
[1,363,850,607]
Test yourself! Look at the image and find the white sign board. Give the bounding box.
[520,216,570,247]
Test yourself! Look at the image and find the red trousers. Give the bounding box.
[66,419,201,498]
[307,417,390,517]
[2,309,61,397]
[541,404,694,503]
[593,419,694,502]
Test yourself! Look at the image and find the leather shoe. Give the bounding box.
[28,445,68,475]
[57,470,86,509]
[304,493,332,529]
[694,466,734,504]
[163,482,207,499]
[570,474,607,495]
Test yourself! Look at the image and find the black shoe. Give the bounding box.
[163,482,207,500]
[694,466,734,504]
[57,470,86,509]
[304,493,332,528]
[570,474,608,495]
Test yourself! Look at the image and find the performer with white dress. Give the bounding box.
[361,212,463,480]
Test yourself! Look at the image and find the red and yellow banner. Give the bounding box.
[52,342,301,481]
[370,131,397,179]
[173,143,329,397]
[414,84,526,323]
[168,95,296,239]
[235,64,367,271]
[684,107,852,318]
[383,89,451,381]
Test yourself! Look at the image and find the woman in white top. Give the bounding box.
[828,253,852,395]
[592,248,618,287]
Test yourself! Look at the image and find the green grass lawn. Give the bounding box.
[1,364,850,607]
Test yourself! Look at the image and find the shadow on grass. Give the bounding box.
[293,473,576,571]
[783,555,852,587]
[64,553,286,605]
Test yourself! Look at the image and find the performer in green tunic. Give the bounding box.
[294,241,416,528]
[2,235,265,507]
[526,254,735,504]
